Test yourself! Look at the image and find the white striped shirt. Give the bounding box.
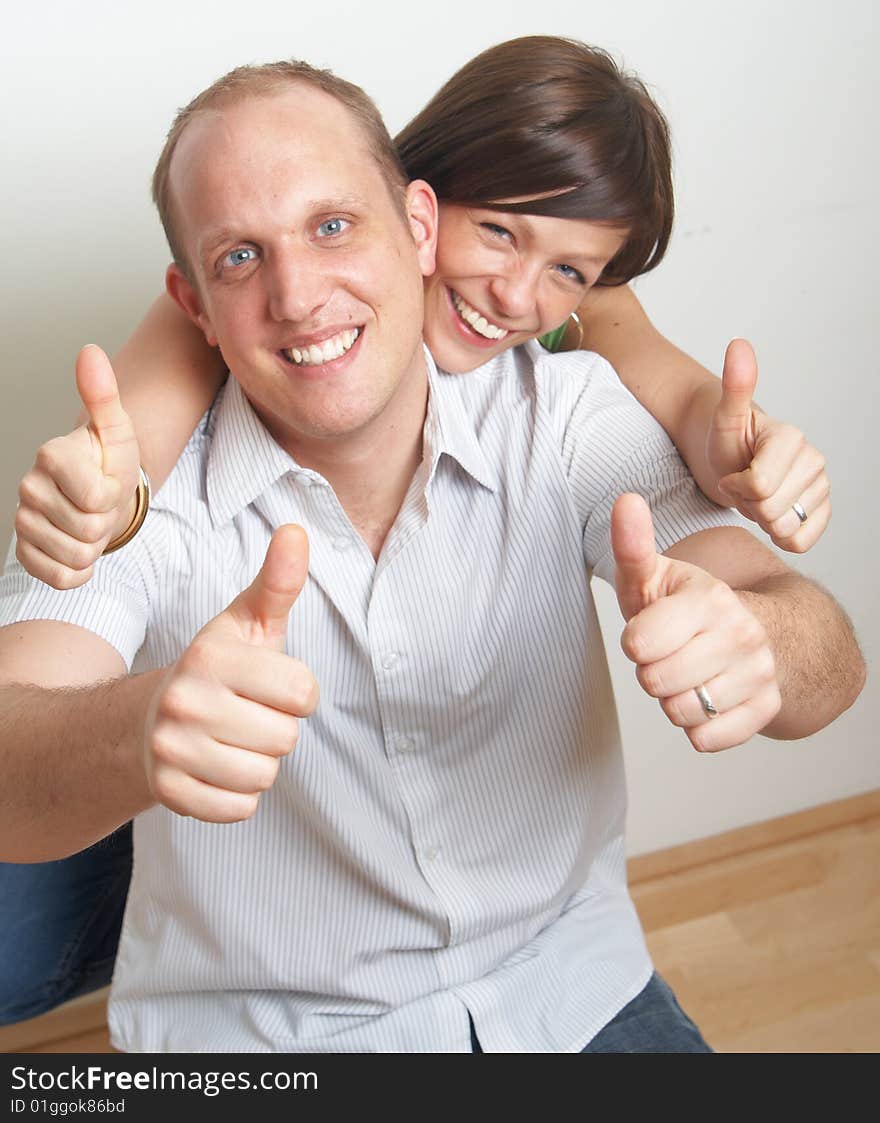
[0,342,743,1052]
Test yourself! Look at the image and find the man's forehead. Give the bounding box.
[164,78,411,276]
[170,88,379,215]
[174,85,369,165]
[170,91,381,239]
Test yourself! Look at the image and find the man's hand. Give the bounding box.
[611,493,781,752]
[145,524,319,823]
[706,338,831,552]
[15,345,142,589]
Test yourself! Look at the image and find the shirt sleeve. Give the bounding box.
[0,513,162,669]
[558,352,752,585]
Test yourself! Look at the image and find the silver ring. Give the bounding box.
[792,501,808,525]
[695,683,718,718]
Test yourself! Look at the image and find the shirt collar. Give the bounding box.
[205,377,305,527]
[205,349,499,526]
[424,347,499,494]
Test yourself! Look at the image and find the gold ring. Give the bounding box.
[103,468,152,555]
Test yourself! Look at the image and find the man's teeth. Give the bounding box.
[452,293,508,341]
[286,328,360,366]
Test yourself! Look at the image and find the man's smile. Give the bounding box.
[282,327,362,367]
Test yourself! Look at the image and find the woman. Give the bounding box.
[2,36,829,1028]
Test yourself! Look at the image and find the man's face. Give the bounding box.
[166,86,436,453]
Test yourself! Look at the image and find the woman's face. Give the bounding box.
[422,203,629,373]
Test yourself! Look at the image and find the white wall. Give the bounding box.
[1,0,876,855]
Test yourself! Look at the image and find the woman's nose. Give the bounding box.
[487,266,540,321]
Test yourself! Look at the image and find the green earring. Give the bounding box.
[538,311,583,353]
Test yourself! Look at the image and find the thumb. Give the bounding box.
[611,493,661,621]
[709,338,759,478]
[226,525,310,648]
[75,344,138,480]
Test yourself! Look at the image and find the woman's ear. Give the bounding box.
[165,263,219,347]
[404,179,439,277]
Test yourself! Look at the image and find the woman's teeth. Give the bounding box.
[451,293,508,341]
[285,328,360,366]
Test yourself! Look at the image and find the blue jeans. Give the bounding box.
[470,973,713,1053]
[0,823,132,1025]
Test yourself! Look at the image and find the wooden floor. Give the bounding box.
[3,790,879,1054]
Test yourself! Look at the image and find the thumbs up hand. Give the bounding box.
[706,339,831,552]
[15,345,142,588]
[145,525,319,823]
[611,493,781,752]
[704,338,759,480]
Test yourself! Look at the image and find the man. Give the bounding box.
[0,62,864,1052]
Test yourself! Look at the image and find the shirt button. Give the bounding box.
[424,845,441,863]
[332,536,354,551]
[397,736,415,754]
[382,651,400,670]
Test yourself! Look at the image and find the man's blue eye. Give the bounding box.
[482,223,512,240]
[318,218,348,237]
[223,247,257,267]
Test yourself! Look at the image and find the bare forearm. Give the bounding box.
[0,673,161,861]
[76,293,226,490]
[666,527,865,743]
[579,285,728,501]
[738,575,866,739]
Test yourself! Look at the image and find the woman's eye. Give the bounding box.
[222,247,258,268]
[317,217,349,237]
[555,263,587,285]
[481,222,513,241]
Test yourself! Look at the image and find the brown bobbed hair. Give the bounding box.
[394,36,674,286]
[151,60,409,277]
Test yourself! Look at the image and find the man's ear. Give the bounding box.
[404,180,438,278]
[165,263,219,347]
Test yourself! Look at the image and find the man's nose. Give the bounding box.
[487,263,541,321]
[266,249,333,324]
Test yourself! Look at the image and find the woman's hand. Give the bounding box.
[706,339,831,553]
[15,345,142,589]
